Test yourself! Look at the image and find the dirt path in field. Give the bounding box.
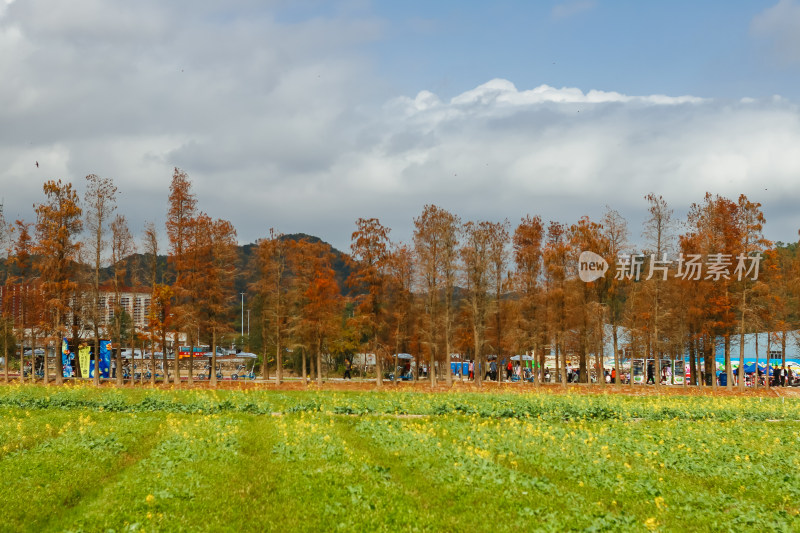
[6,376,796,397]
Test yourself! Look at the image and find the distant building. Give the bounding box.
[0,283,152,330]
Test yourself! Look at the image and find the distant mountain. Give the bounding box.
[234,233,353,296]
[0,233,354,297]
[93,233,354,296]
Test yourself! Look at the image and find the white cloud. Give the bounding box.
[751,0,800,65]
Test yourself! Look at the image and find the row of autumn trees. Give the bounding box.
[1,167,798,390]
[0,169,238,387]
[253,192,798,391]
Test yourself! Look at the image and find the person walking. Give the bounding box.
[343,358,352,380]
[468,360,474,381]
[506,360,513,381]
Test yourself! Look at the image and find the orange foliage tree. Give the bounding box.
[349,218,391,387]
[34,180,82,385]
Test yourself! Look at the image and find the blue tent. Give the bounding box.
[742,362,773,375]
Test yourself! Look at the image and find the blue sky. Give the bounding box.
[2,0,800,251]
[368,1,796,100]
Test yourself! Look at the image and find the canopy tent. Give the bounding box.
[716,358,800,370]
[394,353,414,360]
[510,355,533,361]
[742,362,774,375]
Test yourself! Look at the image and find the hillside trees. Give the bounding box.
[7,221,34,382]
[601,208,629,385]
[569,216,610,384]
[165,168,196,384]
[198,216,237,386]
[84,174,118,386]
[143,222,160,385]
[349,218,391,387]
[512,215,544,385]
[733,195,769,390]
[413,205,460,387]
[461,221,494,387]
[543,222,571,386]
[290,239,342,385]
[684,194,742,389]
[0,207,8,382]
[254,230,291,383]
[34,180,83,385]
[642,194,675,389]
[487,220,510,381]
[110,215,134,386]
[386,243,416,381]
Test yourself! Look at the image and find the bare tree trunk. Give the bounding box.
[93,337,100,387]
[613,325,620,386]
[3,318,8,383]
[766,333,771,390]
[316,338,323,386]
[725,335,732,389]
[709,338,717,391]
[45,334,51,385]
[375,336,383,388]
[150,336,156,386]
[554,337,560,387]
[161,331,168,385]
[429,346,435,389]
[275,319,282,385]
[211,328,218,387]
[738,315,745,391]
[445,305,453,387]
[115,338,123,387]
[754,333,758,390]
[188,338,194,387]
[140,337,146,386]
[25,329,31,384]
[54,317,63,386]
[781,331,787,373]
[173,330,180,386]
[301,349,307,385]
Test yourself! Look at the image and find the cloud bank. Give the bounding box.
[2,1,800,253]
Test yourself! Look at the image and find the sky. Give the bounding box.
[2,0,800,253]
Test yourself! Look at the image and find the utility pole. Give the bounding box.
[240,293,245,344]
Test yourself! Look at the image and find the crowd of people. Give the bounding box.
[345,356,798,387]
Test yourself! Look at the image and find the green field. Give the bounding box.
[0,385,798,532]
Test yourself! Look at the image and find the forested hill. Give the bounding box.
[98,233,353,295]
[233,234,353,295]
[0,233,353,296]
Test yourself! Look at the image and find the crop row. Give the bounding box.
[0,384,798,421]
[0,404,798,531]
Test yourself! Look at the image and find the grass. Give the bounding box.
[0,384,798,532]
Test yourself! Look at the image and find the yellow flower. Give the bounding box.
[146,494,155,505]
